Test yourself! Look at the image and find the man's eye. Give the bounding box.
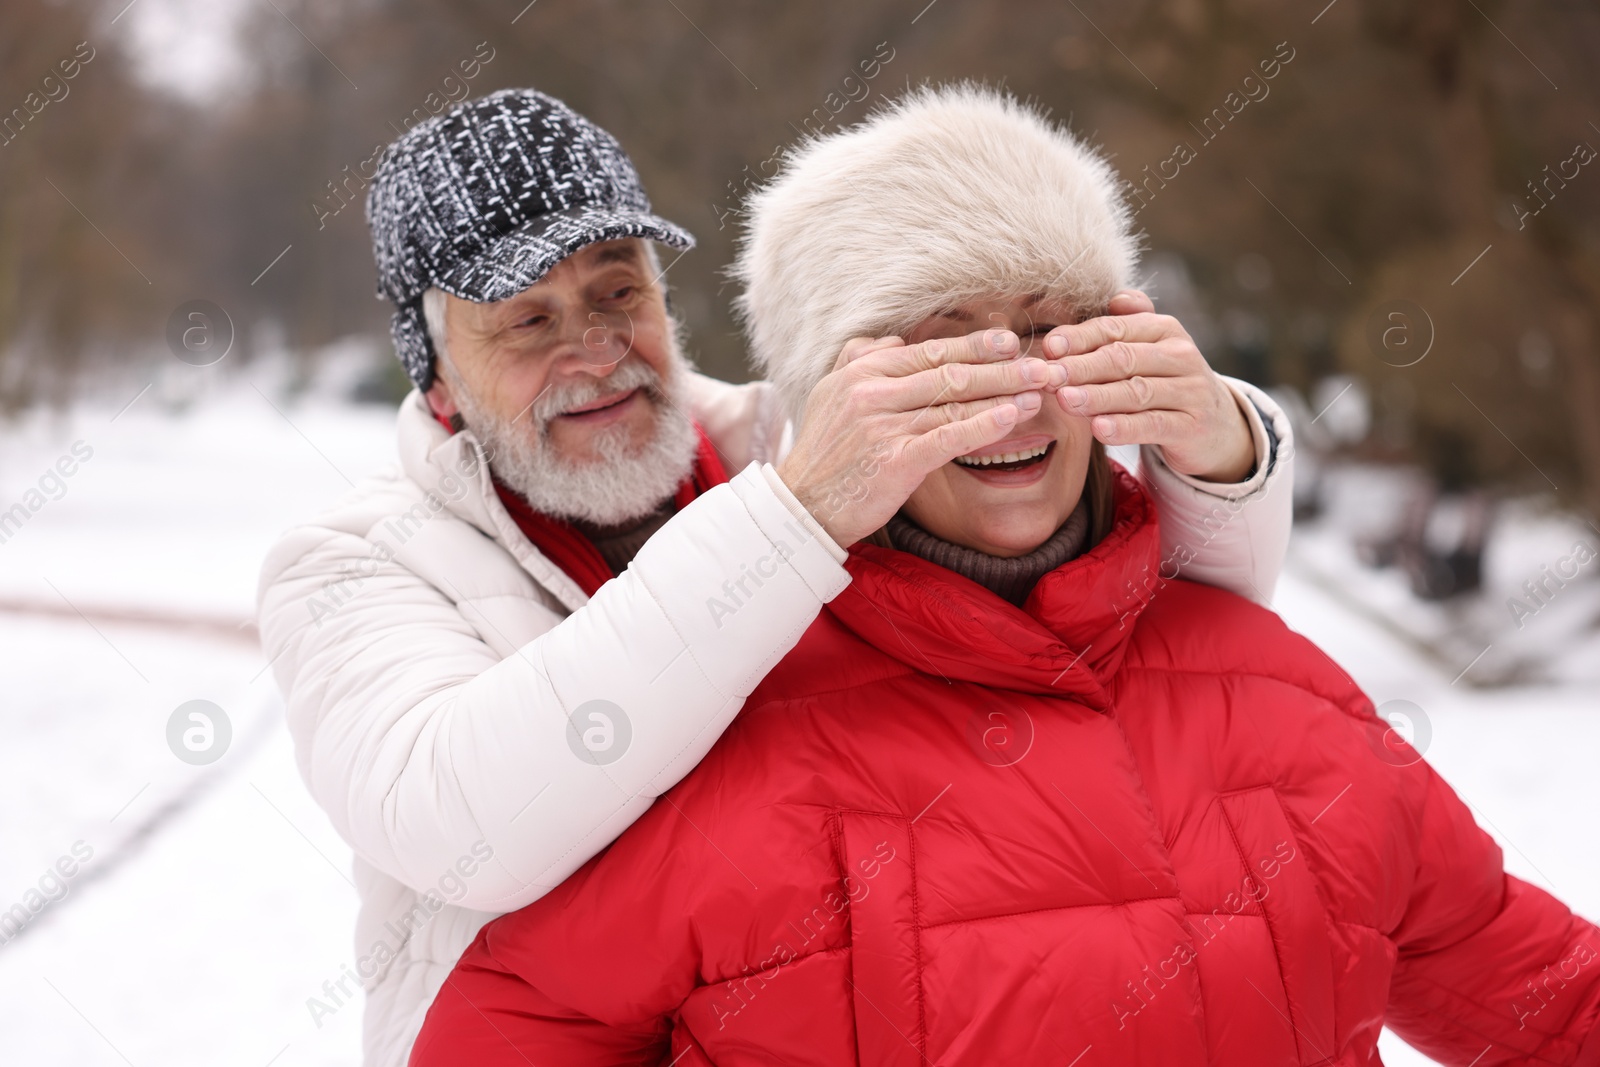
[603,286,636,302]
[515,314,549,329]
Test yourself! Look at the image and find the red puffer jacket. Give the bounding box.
[411,470,1600,1067]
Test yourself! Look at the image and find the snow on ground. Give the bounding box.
[0,354,397,619]
[1291,461,1600,688]
[0,370,1595,1066]
[1,361,390,1067]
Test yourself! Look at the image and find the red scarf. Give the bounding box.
[431,407,728,597]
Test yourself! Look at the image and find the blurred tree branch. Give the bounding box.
[0,0,1596,518]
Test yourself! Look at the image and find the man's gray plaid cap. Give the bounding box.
[366,87,694,391]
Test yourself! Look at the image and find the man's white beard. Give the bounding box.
[453,354,700,527]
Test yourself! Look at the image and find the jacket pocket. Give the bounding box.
[1218,786,1338,1065]
[839,812,922,1067]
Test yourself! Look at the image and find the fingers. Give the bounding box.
[1055,340,1193,386]
[1107,289,1155,315]
[893,354,1065,411]
[1045,311,1179,358]
[1056,371,1204,417]
[835,335,904,371]
[906,389,1043,434]
[907,398,1028,470]
[1086,409,1192,446]
[859,327,1021,377]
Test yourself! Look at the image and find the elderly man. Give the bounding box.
[257,88,1296,1067]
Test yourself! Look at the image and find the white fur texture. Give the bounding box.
[733,84,1141,427]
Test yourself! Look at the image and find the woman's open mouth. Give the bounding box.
[952,440,1052,471]
[950,439,1055,486]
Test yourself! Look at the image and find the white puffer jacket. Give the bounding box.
[256,371,1293,1067]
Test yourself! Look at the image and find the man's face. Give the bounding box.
[429,239,677,454]
[426,238,700,526]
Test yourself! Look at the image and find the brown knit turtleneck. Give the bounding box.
[885,497,1092,606]
[571,497,677,576]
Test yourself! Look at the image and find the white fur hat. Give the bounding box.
[733,84,1140,427]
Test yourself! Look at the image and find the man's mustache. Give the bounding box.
[524,357,669,432]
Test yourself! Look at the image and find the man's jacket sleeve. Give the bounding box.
[257,462,848,914]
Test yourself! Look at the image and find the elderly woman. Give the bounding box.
[409,87,1600,1066]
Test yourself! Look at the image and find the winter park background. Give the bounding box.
[3,1,1599,1065]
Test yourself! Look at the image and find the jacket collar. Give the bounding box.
[392,374,785,614]
[827,469,1161,708]
[395,388,592,612]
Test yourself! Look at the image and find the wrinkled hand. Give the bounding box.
[1044,290,1255,483]
[778,328,1067,547]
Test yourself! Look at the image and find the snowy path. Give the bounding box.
[1,386,1594,1066]
[0,621,363,1066]
[1,380,389,1066]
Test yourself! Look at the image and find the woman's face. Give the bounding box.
[900,296,1093,558]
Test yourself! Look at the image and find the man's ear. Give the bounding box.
[424,374,460,421]
[424,371,465,433]
[422,290,464,428]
